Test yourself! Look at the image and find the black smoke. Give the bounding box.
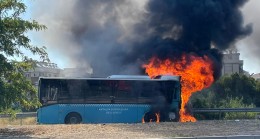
[32,0,252,78]
[121,0,252,79]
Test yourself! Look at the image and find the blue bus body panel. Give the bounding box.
[37,105,61,124]
[38,104,151,124]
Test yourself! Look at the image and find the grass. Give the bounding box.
[0,117,37,125]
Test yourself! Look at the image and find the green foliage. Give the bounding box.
[214,73,259,105]
[191,73,260,120]
[191,89,216,108]
[191,89,220,120]
[0,0,48,113]
[220,97,256,120]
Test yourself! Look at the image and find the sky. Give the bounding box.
[237,0,260,74]
[24,0,260,74]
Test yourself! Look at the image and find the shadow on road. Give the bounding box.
[0,128,44,139]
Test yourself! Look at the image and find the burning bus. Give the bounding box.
[37,75,181,124]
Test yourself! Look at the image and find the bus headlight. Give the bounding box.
[169,112,176,120]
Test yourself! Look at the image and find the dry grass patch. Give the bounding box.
[0,117,36,125]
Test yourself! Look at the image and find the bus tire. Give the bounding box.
[65,112,82,124]
[143,112,158,122]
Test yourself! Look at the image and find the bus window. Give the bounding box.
[115,80,132,97]
[82,80,113,103]
[88,80,112,97]
[140,81,160,97]
[41,80,59,104]
[67,80,83,98]
[58,80,69,101]
[163,81,176,103]
[114,80,137,103]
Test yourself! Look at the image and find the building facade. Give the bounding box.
[24,62,93,88]
[60,68,91,78]
[222,52,244,76]
[24,62,61,87]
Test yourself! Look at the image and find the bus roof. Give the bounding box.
[107,75,150,79]
[39,75,180,81]
[107,75,180,81]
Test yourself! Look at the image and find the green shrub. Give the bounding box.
[220,97,257,120]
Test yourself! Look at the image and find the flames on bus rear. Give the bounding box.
[143,54,214,122]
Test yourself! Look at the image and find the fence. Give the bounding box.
[192,108,260,113]
[0,112,36,118]
[192,108,260,120]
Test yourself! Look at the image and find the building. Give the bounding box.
[23,61,93,88]
[60,68,92,78]
[252,73,260,81]
[222,52,244,75]
[24,62,61,87]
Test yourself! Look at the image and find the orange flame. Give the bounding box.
[142,117,145,123]
[155,113,160,123]
[143,54,214,122]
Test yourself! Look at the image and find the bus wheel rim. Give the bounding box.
[70,117,78,123]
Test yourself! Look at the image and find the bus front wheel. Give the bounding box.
[65,112,82,124]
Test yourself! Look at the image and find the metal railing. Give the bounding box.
[192,108,260,120]
[192,108,260,113]
[0,112,36,118]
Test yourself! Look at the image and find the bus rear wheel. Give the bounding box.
[143,112,159,123]
[65,112,82,124]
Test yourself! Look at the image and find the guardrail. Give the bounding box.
[192,108,260,120]
[0,112,36,118]
[192,108,260,113]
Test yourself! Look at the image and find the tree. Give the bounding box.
[213,73,259,105]
[0,0,48,113]
[191,73,260,120]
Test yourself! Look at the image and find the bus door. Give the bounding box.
[112,80,139,123]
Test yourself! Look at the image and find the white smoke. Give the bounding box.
[238,0,260,74]
[30,0,148,76]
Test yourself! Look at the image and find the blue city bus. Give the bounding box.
[37,75,181,124]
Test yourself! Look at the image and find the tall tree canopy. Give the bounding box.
[0,0,48,113]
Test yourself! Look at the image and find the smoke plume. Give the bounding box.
[31,0,252,78]
[238,0,260,73]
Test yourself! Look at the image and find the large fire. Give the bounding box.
[143,54,214,122]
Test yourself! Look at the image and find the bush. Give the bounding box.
[220,97,257,120]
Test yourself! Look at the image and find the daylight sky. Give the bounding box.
[24,0,260,74]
